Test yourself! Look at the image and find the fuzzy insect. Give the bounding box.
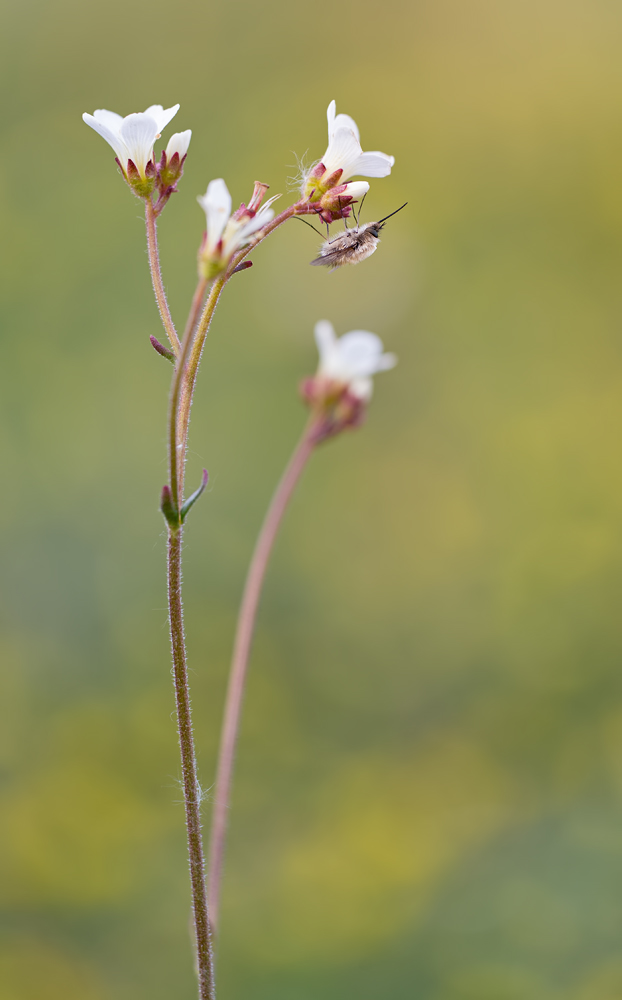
[309,202,407,271]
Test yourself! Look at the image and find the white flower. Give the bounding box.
[197,178,279,275]
[165,130,192,161]
[321,100,395,182]
[82,104,180,178]
[314,320,397,400]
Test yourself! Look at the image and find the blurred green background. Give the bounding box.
[2,0,622,996]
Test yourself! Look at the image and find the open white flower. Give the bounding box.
[197,178,279,277]
[314,320,397,400]
[82,104,180,178]
[302,101,394,207]
[323,101,395,181]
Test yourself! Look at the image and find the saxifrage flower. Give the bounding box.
[313,320,397,401]
[83,104,186,195]
[302,101,395,209]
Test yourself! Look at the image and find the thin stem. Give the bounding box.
[183,275,210,346]
[176,276,226,501]
[208,420,318,933]
[168,274,226,511]
[176,204,299,474]
[168,526,215,1000]
[162,197,306,991]
[145,199,181,356]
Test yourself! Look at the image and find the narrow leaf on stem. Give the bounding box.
[231,260,253,275]
[150,335,176,363]
[181,469,209,523]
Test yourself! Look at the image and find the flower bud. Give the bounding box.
[317,180,370,215]
[159,130,192,188]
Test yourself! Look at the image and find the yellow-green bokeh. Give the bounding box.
[2,0,622,997]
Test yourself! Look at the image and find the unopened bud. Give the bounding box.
[159,130,192,188]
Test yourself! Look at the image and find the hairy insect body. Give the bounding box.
[309,203,407,271]
[311,224,381,270]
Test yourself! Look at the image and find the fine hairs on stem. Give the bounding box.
[82,99,398,998]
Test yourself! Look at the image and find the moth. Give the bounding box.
[309,202,407,270]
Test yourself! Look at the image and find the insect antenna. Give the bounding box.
[293,216,326,238]
[376,202,408,226]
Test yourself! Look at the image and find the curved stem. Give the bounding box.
[168,526,216,1000]
[168,274,226,511]
[145,199,181,356]
[176,276,226,501]
[208,421,318,933]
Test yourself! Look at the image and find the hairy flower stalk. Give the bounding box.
[208,322,397,933]
[82,97,396,998]
[167,524,215,1000]
[145,199,181,355]
[158,198,308,997]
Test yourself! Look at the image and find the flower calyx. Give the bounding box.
[300,375,368,442]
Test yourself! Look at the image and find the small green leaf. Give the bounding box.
[180,469,209,523]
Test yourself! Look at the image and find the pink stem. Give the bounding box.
[208,422,317,932]
[144,199,181,355]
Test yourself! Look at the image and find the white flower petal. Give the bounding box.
[315,326,397,390]
[334,331,387,378]
[198,178,232,253]
[352,151,395,178]
[143,103,180,132]
[82,112,129,164]
[118,113,160,176]
[349,376,373,401]
[239,207,275,239]
[91,108,124,133]
[327,100,336,133]
[327,100,360,143]
[314,320,338,368]
[166,129,192,159]
[375,352,398,371]
[323,127,363,178]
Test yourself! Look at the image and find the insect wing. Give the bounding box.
[310,231,355,268]
[310,248,348,267]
